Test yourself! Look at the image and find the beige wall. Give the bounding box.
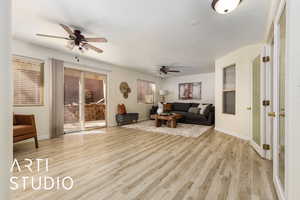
[161,73,215,104]
[286,0,300,199]
[12,39,160,139]
[214,44,263,140]
[0,0,12,199]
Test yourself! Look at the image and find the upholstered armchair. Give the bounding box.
[13,114,38,148]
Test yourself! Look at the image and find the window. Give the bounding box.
[13,56,44,106]
[223,64,236,114]
[137,79,156,104]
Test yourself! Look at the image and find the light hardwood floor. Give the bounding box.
[12,127,278,200]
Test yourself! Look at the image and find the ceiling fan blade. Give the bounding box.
[85,38,107,43]
[160,69,168,74]
[84,43,103,53]
[59,24,75,37]
[36,34,70,40]
[168,70,180,73]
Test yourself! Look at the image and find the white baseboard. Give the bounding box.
[250,140,265,158]
[38,134,50,140]
[214,127,250,141]
[273,176,285,200]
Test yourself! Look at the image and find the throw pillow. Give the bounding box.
[203,104,212,117]
[188,107,199,114]
[198,104,208,115]
[118,104,127,115]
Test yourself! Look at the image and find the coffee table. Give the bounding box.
[151,114,183,128]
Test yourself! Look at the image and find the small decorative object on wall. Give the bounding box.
[120,82,131,99]
[179,82,201,100]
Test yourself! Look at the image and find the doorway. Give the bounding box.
[63,67,107,133]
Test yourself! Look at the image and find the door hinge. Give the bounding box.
[262,56,270,63]
[262,100,270,106]
[263,144,271,150]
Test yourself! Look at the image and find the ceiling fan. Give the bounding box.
[36,24,107,53]
[159,66,181,75]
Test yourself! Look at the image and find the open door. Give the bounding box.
[250,46,272,159]
[272,3,286,199]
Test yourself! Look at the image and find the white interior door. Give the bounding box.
[273,2,286,200]
[250,47,268,159]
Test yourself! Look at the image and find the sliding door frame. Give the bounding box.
[64,62,109,131]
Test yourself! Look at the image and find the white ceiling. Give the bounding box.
[12,0,271,76]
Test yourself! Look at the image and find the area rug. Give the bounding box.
[123,120,212,138]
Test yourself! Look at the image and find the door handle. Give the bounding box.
[247,107,251,110]
[268,112,276,117]
[279,112,285,117]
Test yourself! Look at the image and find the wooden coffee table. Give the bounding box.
[151,114,183,128]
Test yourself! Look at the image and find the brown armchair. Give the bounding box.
[13,114,38,148]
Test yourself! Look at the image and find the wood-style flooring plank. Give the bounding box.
[12,127,278,200]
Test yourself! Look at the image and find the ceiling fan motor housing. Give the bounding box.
[73,30,85,45]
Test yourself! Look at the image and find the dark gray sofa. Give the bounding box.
[150,102,214,126]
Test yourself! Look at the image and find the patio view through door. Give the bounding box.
[64,68,106,133]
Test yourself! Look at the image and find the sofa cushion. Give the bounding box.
[172,103,191,112]
[13,125,34,137]
[171,111,188,116]
[203,104,213,117]
[185,113,207,121]
[198,104,209,114]
[188,107,199,114]
[190,103,199,108]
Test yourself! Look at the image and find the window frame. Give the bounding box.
[222,64,236,115]
[13,55,45,107]
[137,79,156,104]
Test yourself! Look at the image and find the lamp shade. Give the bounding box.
[159,90,168,96]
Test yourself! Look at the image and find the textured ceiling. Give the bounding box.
[12,0,271,76]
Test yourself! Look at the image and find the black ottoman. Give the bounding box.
[116,113,139,126]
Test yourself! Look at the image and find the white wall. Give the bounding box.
[286,0,300,199]
[12,39,160,140]
[0,0,12,199]
[214,44,263,140]
[160,73,215,104]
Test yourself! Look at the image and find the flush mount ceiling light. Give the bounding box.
[211,0,242,14]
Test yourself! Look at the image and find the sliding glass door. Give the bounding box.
[64,68,106,133]
[84,72,106,130]
[64,68,81,133]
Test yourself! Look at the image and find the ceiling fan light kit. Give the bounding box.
[211,0,242,14]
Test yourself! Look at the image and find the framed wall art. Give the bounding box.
[178,82,201,100]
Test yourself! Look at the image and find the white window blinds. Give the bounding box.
[13,57,44,106]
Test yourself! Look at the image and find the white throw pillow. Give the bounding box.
[198,104,208,115]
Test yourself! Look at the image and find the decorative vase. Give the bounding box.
[157,103,164,115]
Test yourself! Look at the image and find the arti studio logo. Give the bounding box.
[10,158,74,191]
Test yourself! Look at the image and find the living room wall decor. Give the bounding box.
[120,82,131,99]
[178,82,201,100]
